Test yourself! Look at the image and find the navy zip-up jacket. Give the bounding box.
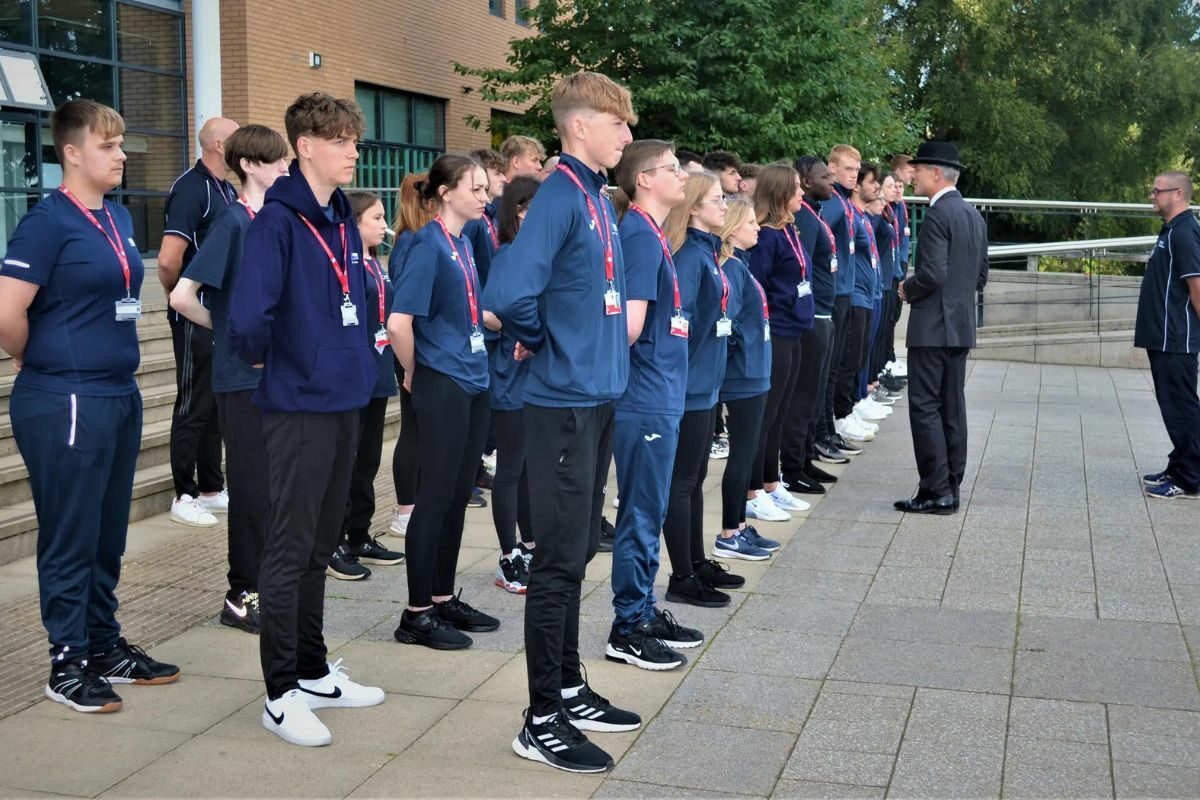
[482,244,531,411]
[748,224,815,337]
[229,160,375,413]
[821,184,857,297]
[677,228,738,411]
[797,197,835,317]
[873,212,897,294]
[850,210,878,309]
[894,199,911,276]
[485,153,629,407]
[720,249,771,401]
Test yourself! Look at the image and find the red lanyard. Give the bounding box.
[434,217,481,331]
[712,250,730,315]
[59,185,132,296]
[750,272,769,321]
[834,191,855,241]
[781,224,809,281]
[482,213,500,250]
[365,256,386,327]
[296,213,350,296]
[556,164,616,287]
[629,206,682,314]
[238,194,256,220]
[864,216,880,268]
[801,200,836,258]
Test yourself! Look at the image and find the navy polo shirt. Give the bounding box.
[363,256,398,398]
[616,208,689,416]
[181,203,261,393]
[2,191,145,395]
[392,220,489,395]
[1135,211,1200,354]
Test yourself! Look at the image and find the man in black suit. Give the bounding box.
[894,142,988,514]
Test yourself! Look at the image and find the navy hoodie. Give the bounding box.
[796,197,836,317]
[821,184,857,297]
[229,160,375,413]
[720,249,772,401]
[676,228,740,411]
[747,224,815,338]
[485,153,629,407]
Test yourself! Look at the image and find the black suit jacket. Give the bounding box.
[904,190,989,348]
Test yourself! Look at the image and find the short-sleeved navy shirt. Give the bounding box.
[164,160,235,320]
[2,191,145,395]
[362,256,398,398]
[1135,211,1200,354]
[181,203,261,393]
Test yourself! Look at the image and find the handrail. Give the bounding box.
[906,196,1199,214]
[988,236,1157,257]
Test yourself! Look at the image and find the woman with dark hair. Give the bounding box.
[485,175,541,593]
[389,154,499,650]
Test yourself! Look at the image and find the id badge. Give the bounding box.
[849,241,856,255]
[374,326,389,355]
[797,281,812,298]
[341,299,359,327]
[669,315,689,338]
[715,317,732,337]
[830,256,839,273]
[904,226,911,237]
[871,258,879,271]
[470,331,486,353]
[604,288,622,316]
[763,321,771,342]
[114,297,141,322]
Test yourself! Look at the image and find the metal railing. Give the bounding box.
[356,140,443,223]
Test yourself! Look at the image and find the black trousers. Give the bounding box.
[818,295,852,439]
[406,366,490,607]
[721,394,768,530]
[834,306,872,419]
[805,317,837,459]
[663,407,716,578]
[168,313,223,498]
[907,346,969,497]
[215,390,268,599]
[524,402,614,717]
[752,334,803,490]
[259,409,359,699]
[875,282,900,375]
[491,408,533,553]
[392,363,419,506]
[782,320,833,478]
[1148,350,1200,493]
[344,396,390,546]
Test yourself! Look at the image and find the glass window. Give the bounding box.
[0,0,35,46]
[118,67,181,132]
[514,0,529,25]
[39,53,113,105]
[119,131,183,196]
[355,84,378,139]
[0,120,38,189]
[119,193,164,251]
[489,0,503,18]
[412,97,442,148]
[38,0,111,59]
[381,91,409,143]
[0,189,41,250]
[116,2,180,71]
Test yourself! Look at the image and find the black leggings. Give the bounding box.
[663,407,715,579]
[721,394,768,530]
[343,396,389,546]
[491,408,533,553]
[392,362,419,506]
[405,366,490,607]
[752,334,803,491]
[834,306,871,419]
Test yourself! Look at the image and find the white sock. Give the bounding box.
[561,684,584,700]
[532,712,555,725]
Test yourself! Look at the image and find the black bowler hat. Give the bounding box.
[909,141,965,171]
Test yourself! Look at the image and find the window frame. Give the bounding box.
[355,82,446,150]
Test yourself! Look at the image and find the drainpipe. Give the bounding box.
[191,0,222,151]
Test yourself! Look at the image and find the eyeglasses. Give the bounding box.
[642,161,684,176]
[698,195,730,207]
[1150,187,1182,197]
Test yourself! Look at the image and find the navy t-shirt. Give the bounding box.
[163,161,236,319]
[363,256,398,398]
[1135,211,1200,353]
[2,191,145,395]
[616,208,688,416]
[392,221,489,394]
[181,203,261,393]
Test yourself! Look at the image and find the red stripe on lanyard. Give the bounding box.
[629,206,682,314]
[434,217,481,331]
[482,213,500,250]
[295,213,350,296]
[556,164,615,288]
[238,195,256,220]
[365,256,386,327]
[59,185,132,296]
[864,215,880,269]
[713,249,730,315]
[801,200,836,258]
[750,271,770,321]
[781,224,809,281]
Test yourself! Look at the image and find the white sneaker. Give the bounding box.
[389,509,410,537]
[854,400,888,421]
[862,397,894,415]
[482,452,497,472]
[770,484,812,512]
[195,489,229,513]
[746,490,791,522]
[298,659,385,709]
[612,496,620,509]
[262,689,332,747]
[851,412,880,433]
[170,494,218,527]
[836,417,874,442]
[891,359,908,377]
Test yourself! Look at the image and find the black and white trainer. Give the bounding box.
[89,638,180,685]
[220,590,261,634]
[645,608,704,649]
[562,684,642,732]
[44,658,123,713]
[512,710,613,773]
[605,621,687,671]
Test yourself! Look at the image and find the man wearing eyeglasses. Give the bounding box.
[1135,172,1200,500]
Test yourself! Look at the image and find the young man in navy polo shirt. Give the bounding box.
[230,93,384,747]
[1136,171,1200,500]
[488,71,642,774]
[501,135,546,180]
[0,100,180,713]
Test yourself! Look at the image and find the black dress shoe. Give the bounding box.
[893,495,957,515]
[804,461,837,484]
[782,472,825,495]
[598,516,616,553]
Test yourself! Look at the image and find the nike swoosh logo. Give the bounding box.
[644,434,662,442]
[629,647,642,656]
[226,602,248,619]
[266,706,284,725]
[301,686,342,700]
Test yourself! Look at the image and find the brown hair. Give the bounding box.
[284,92,365,153]
[739,163,761,180]
[753,163,800,228]
[702,150,742,174]
[500,135,546,164]
[392,172,435,235]
[51,99,124,161]
[348,190,383,257]
[470,148,505,174]
[828,144,862,166]
[613,139,674,203]
[417,153,482,207]
[551,71,637,133]
[223,124,289,182]
[717,197,755,265]
[890,154,912,171]
[663,171,719,253]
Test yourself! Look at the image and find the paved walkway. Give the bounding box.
[1,359,1199,799]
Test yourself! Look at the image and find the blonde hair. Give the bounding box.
[51,99,125,161]
[663,171,719,253]
[551,71,638,133]
[717,198,755,264]
[501,135,546,163]
[753,164,800,229]
[828,143,861,166]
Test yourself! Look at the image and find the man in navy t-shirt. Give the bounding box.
[0,100,179,714]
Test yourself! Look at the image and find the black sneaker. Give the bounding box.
[326,545,371,580]
[782,472,825,495]
[435,589,500,632]
[44,658,123,713]
[512,710,613,773]
[597,516,616,554]
[345,536,405,566]
[89,638,180,685]
[220,590,261,634]
[645,608,704,649]
[496,553,528,594]
[394,607,472,650]
[695,558,746,589]
[468,488,488,508]
[835,434,863,456]
[804,460,838,484]
[562,684,643,732]
[665,573,731,608]
[605,621,686,671]
[815,437,850,464]
[476,469,494,491]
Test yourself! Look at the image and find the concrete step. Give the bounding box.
[0,352,178,418]
[972,327,1145,368]
[978,317,1136,339]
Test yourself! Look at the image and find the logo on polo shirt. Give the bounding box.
[588,219,596,231]
[351,253,360,263]
[127,237,137,248]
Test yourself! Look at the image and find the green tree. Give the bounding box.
[456,0,920,163]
